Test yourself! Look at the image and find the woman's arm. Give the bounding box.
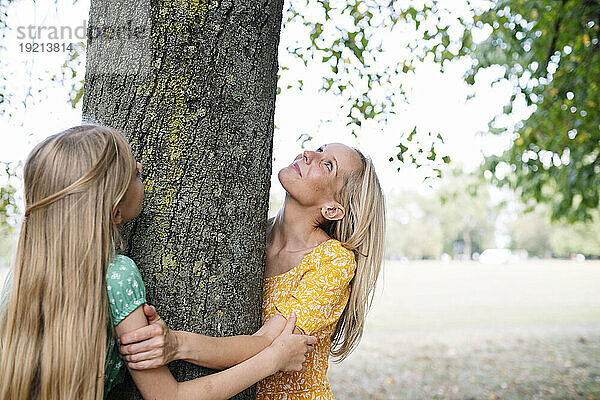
[115,305,316,400]
[175,324,275,370]
[176,314,304,369]
[119,305,297,370]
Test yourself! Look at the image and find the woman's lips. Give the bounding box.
[292,162,302,176]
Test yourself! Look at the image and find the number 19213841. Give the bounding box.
[19,42,74,52]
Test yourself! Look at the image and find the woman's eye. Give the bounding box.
[324,162,332,171]
[316,147,323,153]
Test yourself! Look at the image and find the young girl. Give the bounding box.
[0,125,316,400]
[119,143,386,399]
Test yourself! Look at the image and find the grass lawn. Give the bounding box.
[328,260,600,399]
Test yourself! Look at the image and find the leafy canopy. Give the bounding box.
[464,0,600,222]
[289,0,600,221]
[2,0,598,221]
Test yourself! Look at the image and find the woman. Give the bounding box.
[120,143,386,399]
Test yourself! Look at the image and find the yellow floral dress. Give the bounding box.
[256,239,357,400]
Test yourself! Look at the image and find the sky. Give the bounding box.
[0,0,530,201]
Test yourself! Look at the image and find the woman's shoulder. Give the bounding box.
[314,238,356,266]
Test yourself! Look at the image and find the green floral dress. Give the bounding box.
[104,255,146,398]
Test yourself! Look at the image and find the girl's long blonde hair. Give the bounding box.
[327,149,385,361]
[0,125,135,400]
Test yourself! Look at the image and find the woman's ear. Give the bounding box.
[112,205,123,226]
[321,203,345,221]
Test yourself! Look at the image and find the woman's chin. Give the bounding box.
[277,167,295,188]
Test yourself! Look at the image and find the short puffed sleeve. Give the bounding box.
[274,242,357,335]
[106,255,146,326]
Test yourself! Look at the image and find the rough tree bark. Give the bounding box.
[82,1,284,398]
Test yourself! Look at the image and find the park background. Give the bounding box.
[0,0,599,399]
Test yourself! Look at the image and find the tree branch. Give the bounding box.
[540,0,569,76]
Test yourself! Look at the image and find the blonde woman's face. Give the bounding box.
[278,143,362,207]
[118,162,144,224]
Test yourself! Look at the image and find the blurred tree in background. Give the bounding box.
[508,205,600,258]
[385,168,600,260]
[434,171,497,259]
[386,170,497,260]
[551,211,600,256]
[0,162,18,267]
[506,211,552,258]
[386,191,443,259]
[0,164,17,224]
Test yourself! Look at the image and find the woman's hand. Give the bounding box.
[267,312,317,373]
[253,315,286,343]
[118,304,179,370]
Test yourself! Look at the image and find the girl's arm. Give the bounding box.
[119,305,297,370]
[115,305,315,400]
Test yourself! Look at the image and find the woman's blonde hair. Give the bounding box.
[326,149,385,361]
[0,125,135,400]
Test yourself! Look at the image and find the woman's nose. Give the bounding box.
[303,150,316,164]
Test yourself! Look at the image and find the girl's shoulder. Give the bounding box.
[106,255,146,326]
[110,254,136,266]
[106,255,144,288]
[108,255,138,274]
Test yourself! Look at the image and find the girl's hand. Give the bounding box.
[118,304,179,370]
[268,312,317,372]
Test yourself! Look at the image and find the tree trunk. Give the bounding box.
[462,229,471,261]
[82,1,284,398]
